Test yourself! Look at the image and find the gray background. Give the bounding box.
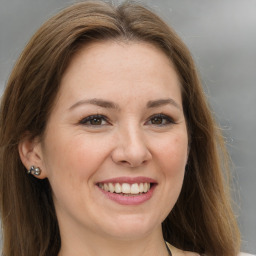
[0,0,255,254]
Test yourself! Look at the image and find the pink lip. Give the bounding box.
[97,184,156,205]
[96,176,157,206]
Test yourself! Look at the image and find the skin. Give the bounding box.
[19,41,199,255]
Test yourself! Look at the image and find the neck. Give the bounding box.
[58,226,169,256]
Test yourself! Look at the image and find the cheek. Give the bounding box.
[151,133,188,217]
[71,136,113,176]
[43,133,111,182]
[41,135,105,206]
[155,133,188,176]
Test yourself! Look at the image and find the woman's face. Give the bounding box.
[38,41,188,241]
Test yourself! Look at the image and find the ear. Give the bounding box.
[18,134,47,179]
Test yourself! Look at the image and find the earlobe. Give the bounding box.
[27,166,42,176]
[18,135,47,179]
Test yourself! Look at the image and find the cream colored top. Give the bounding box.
[166,242,255,256]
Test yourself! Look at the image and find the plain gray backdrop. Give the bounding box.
[0,0,255,254]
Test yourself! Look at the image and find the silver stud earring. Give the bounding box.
[27,166,41,176]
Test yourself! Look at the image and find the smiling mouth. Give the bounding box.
[97,182,152,196]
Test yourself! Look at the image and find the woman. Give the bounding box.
[0,1,243,255]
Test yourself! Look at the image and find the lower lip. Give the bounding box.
[97,184,156,205]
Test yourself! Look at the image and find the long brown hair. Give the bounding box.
[0,1,240,255]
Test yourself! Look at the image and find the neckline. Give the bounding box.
[165,241,172,256]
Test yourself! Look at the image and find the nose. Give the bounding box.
[111,125,152,168]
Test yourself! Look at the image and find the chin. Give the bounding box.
[98,215,161,240]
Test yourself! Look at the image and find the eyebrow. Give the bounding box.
[69,98,181,111]
[147,98,181,110]
[69,98,120,111]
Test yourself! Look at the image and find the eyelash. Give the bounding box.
[146,113,175,126]
[79,113,175,127]
[79,114,109,126]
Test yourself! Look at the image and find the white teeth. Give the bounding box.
[139,183,144,193]
[98,182,151,194]
[131,183,140,194]
[122,183,131,193]
[114,183,122,193]
[143,183,148,193]
[108,183,115,193]
[103,183,108,192]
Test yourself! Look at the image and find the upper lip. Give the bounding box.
[97,176,157,184]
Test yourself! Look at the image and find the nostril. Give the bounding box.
[115,160,131,167]
[116,159,149,167]
[111,145,152,167]
[120,160,130,166]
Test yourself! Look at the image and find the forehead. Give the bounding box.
[56,40,182,108]
[64,39,176,78]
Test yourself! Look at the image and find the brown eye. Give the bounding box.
[151,116,164,125]
[147,114,174,126]
[90,117,103,125]
[79,115,108,126]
